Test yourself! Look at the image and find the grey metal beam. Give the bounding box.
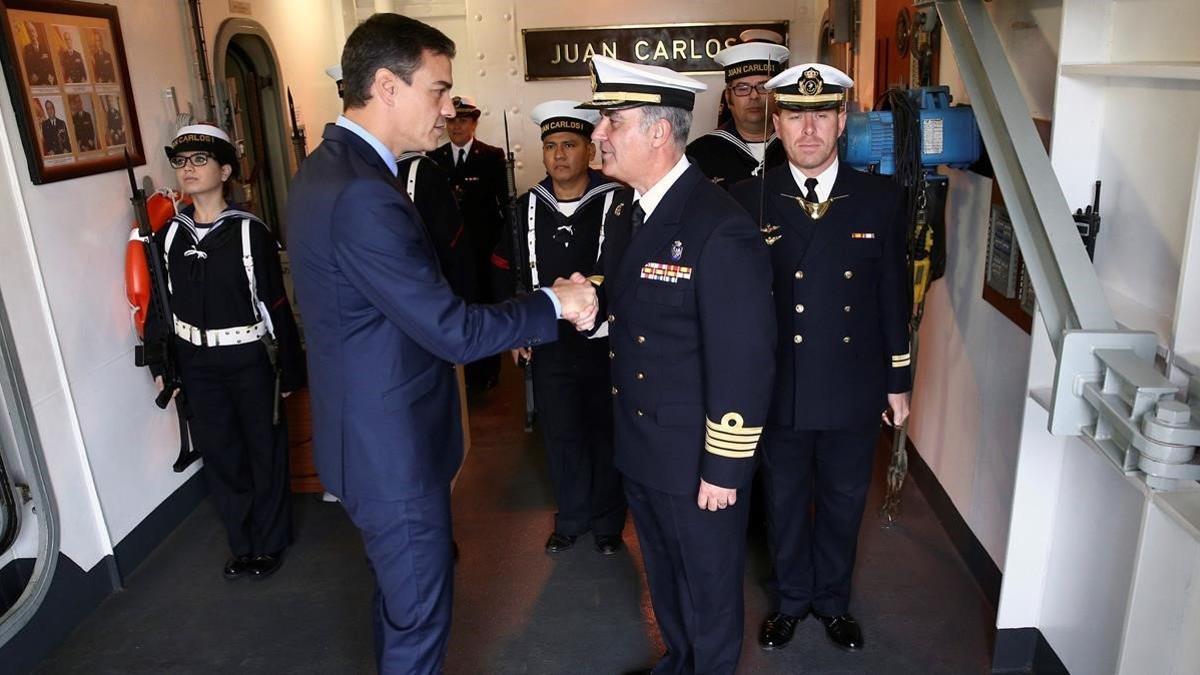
[934,0,1116,349]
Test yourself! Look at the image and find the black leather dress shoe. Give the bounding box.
[815,613,863,652]
[759,611,804,650]
[223,555,252,580]
[544,532,577,553]
[594,534,623,555]
[247,553,283,580]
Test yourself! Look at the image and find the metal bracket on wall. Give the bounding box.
[933,0,1200,490]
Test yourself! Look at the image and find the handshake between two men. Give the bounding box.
[512,273,598,366]
[547,272,599,332]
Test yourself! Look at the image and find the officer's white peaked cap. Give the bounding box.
[577,56,706,111]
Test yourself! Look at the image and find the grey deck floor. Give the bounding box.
[37,361,994,674]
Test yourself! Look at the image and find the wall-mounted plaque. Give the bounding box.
[522,21,789,81]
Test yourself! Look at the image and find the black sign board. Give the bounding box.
[522,21,789,81]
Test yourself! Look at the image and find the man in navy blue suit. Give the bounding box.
[286,14,598,674]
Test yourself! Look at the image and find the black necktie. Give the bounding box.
[456,148,465,167]
[631,200,645,236]
[804,177,819,202]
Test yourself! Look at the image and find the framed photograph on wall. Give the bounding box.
[0,0,144,184]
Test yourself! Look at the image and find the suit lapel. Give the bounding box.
[603,194,634,294]
[766,166,808,235]
[799,162,854,265]
[611,166,699,304]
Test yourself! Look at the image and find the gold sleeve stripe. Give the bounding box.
[706,429,760,445]
[587,275,605,286]
[705,437,758,452]
[892,353,911,361]
[705,443,756,459]
[892,359,911,368]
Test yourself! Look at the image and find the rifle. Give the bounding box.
[287,87,307,165]
[503,112,536,432]
[127,151,200,472]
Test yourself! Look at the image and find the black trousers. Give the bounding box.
[625,477,750,675]
[532,341,625,537]
[760,424,878,617]
[181,342,292,557]
[466,243,501,387]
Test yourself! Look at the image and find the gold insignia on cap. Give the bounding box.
[801,67,823,95]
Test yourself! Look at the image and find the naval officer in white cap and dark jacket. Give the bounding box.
[732,63,912,655]
[581,55,776,674]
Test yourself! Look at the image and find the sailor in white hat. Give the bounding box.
[731,62,912,655]
[490,99,626,556]
[155,122,305,581]
[740,28,786,44]
[687,40,791,188]
[584,56,777,674]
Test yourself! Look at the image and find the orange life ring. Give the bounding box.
[125,191,190,338]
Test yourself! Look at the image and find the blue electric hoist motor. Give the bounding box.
[839,86,981,289]
[843,86,980,175]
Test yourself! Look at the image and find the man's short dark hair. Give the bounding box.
[341,14,456,109]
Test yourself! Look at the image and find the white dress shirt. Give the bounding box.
[634,154,691,221]
[789,157,839,202]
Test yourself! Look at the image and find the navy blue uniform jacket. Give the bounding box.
[287,124,559,500]
[598,164,776,495]
[732,163,912,430]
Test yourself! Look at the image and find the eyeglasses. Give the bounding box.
[169,153,213,169]
[728,83,769,97]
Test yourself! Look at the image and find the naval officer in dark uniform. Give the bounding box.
[731,63,913,654]
[58,31,87,83]
[686,40,789,189]
[492,100,626,555]
[89,29,116,83]
[582,56,776,674]
[430,95,508,391]
[22,22,56,86]
[40,99,70,156]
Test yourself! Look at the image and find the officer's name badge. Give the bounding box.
[850,232,876,239]
[641,262,692,283]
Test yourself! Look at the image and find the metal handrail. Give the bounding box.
[930,0,1200,489]
[934,0,1117,348]
[0,447,17,556]
[0,283,60,648]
